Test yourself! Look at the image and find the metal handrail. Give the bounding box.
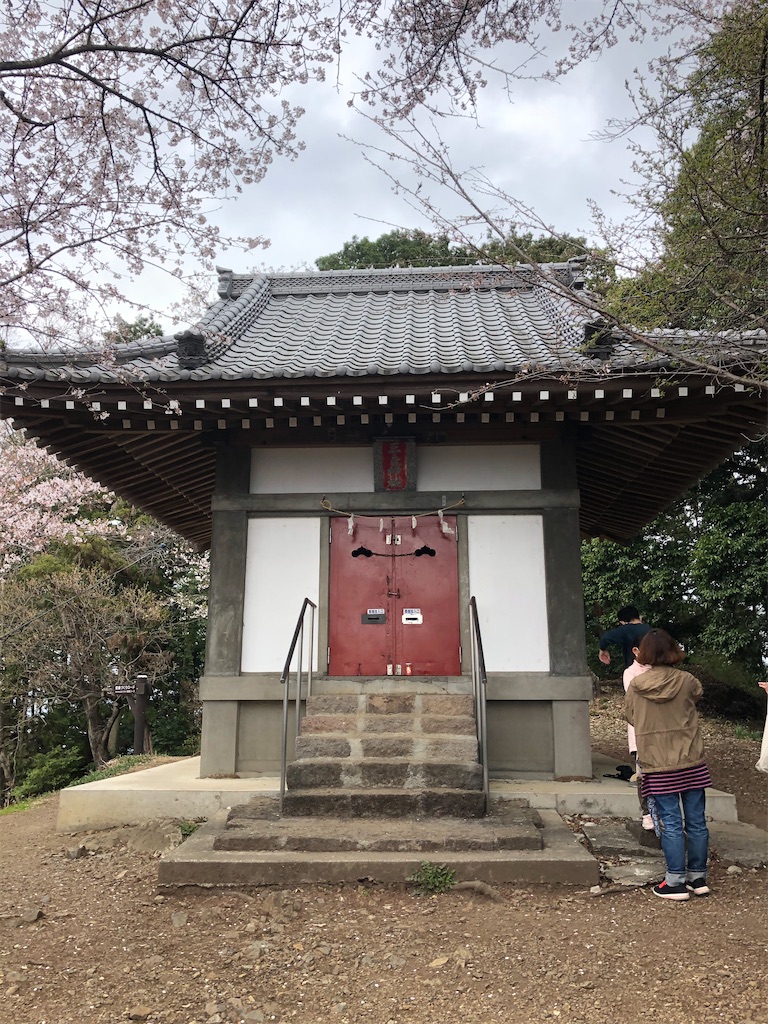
[279,597,317,812]
[469,596,490,814]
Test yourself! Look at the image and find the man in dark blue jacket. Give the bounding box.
[598,606,651,669]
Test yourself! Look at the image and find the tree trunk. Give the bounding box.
[81,694,111,769]
[106,708,124,757]
[0,699,24,805]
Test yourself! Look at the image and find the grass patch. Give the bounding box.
[0,799,34,816]
[732,724,763,742]
[406,861,457,896]
[178,820,202,839]
[66,755,156,787]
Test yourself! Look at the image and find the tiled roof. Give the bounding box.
[2,263,763,386]
[1,262,764,549]
[0,264,605,384]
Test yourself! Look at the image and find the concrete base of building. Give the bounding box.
[56,753,739,834]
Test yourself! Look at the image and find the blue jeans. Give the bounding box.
[654,788,709,886]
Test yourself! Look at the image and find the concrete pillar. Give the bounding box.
[200,445,250,777]
[552,700,592,779]
[540,432,592,778]
[540,433,589,677]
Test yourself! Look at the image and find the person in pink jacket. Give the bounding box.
[624,648,654,830]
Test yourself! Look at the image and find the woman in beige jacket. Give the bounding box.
[625,628,711,902]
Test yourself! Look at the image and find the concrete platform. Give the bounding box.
[157,808,600,889]
[56,757,267,833]
[56,754,740,833]
[494,759,740,823]
[56,755,762,892]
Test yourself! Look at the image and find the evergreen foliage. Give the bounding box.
[0,405,207,806]
[608,3,768,333]
[583,442,768,715]
[316,227,590,270]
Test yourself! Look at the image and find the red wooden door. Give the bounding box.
[328,515,460,676]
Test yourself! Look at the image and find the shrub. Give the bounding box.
[688,650,765,721]
[13,747,90,800]
[66,755,154,786]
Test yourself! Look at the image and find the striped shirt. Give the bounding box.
[641,762,712,797]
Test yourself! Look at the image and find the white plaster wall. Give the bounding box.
[417,445,540,490]
[250,448,374,493]
[467,515,549,672]
[241,518,321,672]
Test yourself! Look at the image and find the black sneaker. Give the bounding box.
[652,881,690,901]
[686,878,711,896]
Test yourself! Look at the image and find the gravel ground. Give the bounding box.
[1,690,766,1024]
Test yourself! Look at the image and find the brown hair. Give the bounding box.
[636,628,686,667]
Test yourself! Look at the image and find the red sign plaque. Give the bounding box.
[374,438,416,492]
[381,440,408,490]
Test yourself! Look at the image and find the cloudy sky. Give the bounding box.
[141,9,668,327]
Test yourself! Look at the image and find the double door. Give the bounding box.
[328,515,461,676]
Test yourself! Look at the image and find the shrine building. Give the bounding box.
[1,263,764,781]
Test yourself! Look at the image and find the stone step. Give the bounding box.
[311,676,473,696]
[281,787,487,818]
[214,806,544,853]
[294,733,478,761]
[300,713,476,736]
[158,808,601,889]
[286,758,482,791]
[306,693,474,718]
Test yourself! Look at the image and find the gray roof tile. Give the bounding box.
[0,264,592,384]
[2,263,763,385]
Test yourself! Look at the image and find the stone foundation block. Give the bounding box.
[282,788,486,818]
[301,714,359,734]
[306,695,361,715]
[286,761,343,789]
[422,762,483,790]
[362,714,415,733]
[359,736,415,758]
[367,694,416,715]
[420,694,474,716]
[420,736,478,760]
[294,736,351,759]
[421,714,476,735]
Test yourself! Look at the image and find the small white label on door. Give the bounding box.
[402,608,423,624]
[367,608,385,615]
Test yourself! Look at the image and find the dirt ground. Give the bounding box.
[1,690,766,1024]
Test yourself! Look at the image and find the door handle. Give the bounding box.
[387,589,401,598]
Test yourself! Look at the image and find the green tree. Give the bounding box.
[0,565,171,780]
[608,3,768,334]
[0,425,207,801]
[582,441,768,712]
[102,315,163,346]
[316,229,469,269]
[316,227,591,271]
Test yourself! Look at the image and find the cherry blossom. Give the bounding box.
[0,1,722,352]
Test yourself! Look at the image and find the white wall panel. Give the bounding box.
[417,445,540,491]
[251,448,373,493]
[467,515,549,672]
[241,518,320,672]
